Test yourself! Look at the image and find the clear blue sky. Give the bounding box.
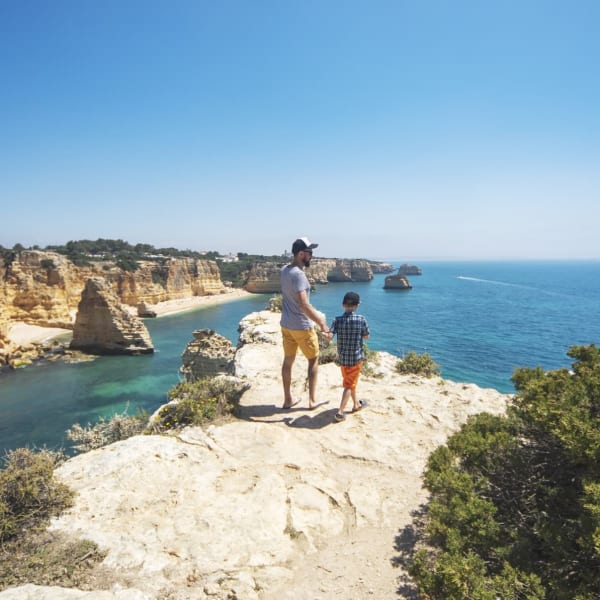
[2,1,599,260]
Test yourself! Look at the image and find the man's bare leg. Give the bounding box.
[307,356,319,408]
[282,354,298,408]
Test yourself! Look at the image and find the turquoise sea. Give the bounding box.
[1,260,599,453]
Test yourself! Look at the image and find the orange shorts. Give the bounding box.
[341,361,363,390]
[281,326,319,360]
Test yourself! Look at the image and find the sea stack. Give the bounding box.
[70,278,154,355]
[384,272,413,290]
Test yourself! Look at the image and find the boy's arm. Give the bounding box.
[362,317,370,339]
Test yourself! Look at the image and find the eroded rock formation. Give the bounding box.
[384,272,413,290]
[0,251,225,336]
[180,328,235,379]
[244,263,285,293]
[244,258,373,293]
[326,259,373,282]
[369,261,395,273]
[0,250,90,328]
[115,258,225,305]
[70,278,154,355]
[398,263,422,275]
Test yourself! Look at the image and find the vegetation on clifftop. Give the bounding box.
[406,344,600,599]
[0,448,106,590]
[1,239,288,283]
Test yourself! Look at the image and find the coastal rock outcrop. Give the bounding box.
[0,250,87,328]
[244,263,285,293]
[398,263,422,276]
[326,259,373,282]
[180,329,235,379]
[70,278,154,355]
[244,258,373,293]
[384,272,413,290]
[115,258,225,305]
[369,261,395,274]
[0,250,226,334]
[1,310,511,600]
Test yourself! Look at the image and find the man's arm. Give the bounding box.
[297,290,330,333]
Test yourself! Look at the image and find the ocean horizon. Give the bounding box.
[1,259,599,453]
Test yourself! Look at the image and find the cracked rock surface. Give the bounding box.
[0,311,509,600]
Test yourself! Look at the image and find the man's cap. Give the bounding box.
[292,237,319,254]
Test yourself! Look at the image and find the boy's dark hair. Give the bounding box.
[343,291,360,306]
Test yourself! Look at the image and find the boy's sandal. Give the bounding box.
[334,412,346,422]
[351,400,368,413]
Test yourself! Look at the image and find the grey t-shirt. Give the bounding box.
[280,264,312,330]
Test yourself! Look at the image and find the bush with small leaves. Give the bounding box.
[156,376,249,431]
[0,448,72,543]
[407,344,600,599]
[396,350,440,377]
[268,294,282,312]
[66,409,148,453]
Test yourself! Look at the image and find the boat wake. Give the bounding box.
[457,276,514,286]
[456,276,563,297]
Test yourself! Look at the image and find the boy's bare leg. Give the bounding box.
[338,387,352,414]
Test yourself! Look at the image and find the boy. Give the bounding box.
[329,291,370,422]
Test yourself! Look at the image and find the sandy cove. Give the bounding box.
[6,288,255,346]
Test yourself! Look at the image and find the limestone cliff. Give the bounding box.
[326,259,373,282]
[180,329,235,379]
[244,262,285,293]
[115,258,224,305]
[244,258,372,293]
[0,250,95,328]
[0,251,225,335]
[369,261,395,273]
[70,278,154,355]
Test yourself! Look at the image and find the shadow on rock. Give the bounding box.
[391,505,427,598]
[237,403,310,422]
[284,408,339,429]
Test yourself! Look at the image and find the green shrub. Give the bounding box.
[0,448,73,543]
[66,409,148,453]
[268,294,282,312]
[156,377,249,431]
[151,269,169,287]
[318,339,380,376]
[318,341,338,365]
[396,350,440,377]
[115,253,139,272]
[407,344,600,599]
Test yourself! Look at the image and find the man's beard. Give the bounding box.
[303,258,311,268]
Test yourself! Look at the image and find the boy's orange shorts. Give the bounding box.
[341,361,363,390]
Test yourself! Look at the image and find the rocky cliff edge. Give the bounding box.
[0,311,509,600]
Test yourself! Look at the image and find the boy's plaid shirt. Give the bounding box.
[330,312,370,366]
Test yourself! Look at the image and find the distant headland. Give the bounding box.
[0,239,397,368]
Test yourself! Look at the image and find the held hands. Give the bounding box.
[320,324,333,341]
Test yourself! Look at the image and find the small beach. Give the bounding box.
[6,288,254,346]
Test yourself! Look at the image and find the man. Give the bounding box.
[280,237,330,409]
